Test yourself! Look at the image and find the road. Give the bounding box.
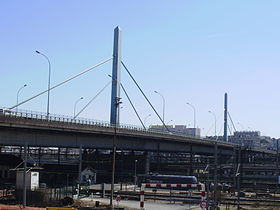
[82,197,202,210]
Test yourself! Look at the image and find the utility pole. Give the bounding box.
[233,147,237,193]
[237,147,241,210]
[110,128,117,208]
[223,93,228,142]
[277,140,279,191]
[78,145,83,198]
[23,142,27,207]
[190,145,193,176]
[79,145,83,182]
[214,142,218,208]
[206,159,210,210]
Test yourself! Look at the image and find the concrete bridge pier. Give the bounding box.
[58,147,61,164]
[156,144,161,173]
[189,145,193,176]
[38,147,41,166]
[144,151,150,175]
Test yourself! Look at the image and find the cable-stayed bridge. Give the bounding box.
[0,27,278,194]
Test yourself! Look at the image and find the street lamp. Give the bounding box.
[154,91,165,125]
[74,97,84,118]
[208,110,217,137]
[186,102,196,128]
[36,50,51,118]
[144,114,151,128]
[16,84,27,112]
[167,120,173,125]
[237,122,244,131]
[134,159,138,191]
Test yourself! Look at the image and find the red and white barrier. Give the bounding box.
[140,189,145,209]
[140,183,206,210]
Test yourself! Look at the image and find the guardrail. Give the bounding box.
[0,107,270,152]
[0,107,202,138]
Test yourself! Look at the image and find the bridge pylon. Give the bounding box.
[110,26,122,126]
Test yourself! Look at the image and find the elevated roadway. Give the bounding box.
[0,110,274,156]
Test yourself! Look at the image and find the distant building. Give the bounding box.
[81,166,96,184]
[206,131,279,150]
[231,131,261,147]
[149,125,201,137]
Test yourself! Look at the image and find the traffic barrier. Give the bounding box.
[139,183,206,210]
[0,205,45,210]
[46,208,77,210]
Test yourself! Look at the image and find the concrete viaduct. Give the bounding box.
[0,111,273,157]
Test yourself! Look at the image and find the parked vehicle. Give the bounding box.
[139,174,198,185]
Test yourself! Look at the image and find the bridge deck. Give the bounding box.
[0,110,275,155]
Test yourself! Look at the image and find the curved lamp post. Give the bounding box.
[36,50,51,118]
[237,122,244,131]
[167,119,173,125]
[16,84,27,112]
[74,97,84,118]
[186,102,196,128]
[208,110,217,137]
[144,114,151,128]
[154,91,165,125]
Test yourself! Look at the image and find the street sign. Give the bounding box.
[115,195,121,208]
[116,195,121,202]
[200,200,208,209]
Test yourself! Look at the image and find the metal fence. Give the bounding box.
[0,107,241,148]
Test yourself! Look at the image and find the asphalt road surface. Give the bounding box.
[82,197,201,210]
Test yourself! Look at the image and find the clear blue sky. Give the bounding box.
[1,1,280,138]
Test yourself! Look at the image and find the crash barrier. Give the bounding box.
[0,204,45,210]
[140,183,206,210]
[46,208,77,210]
[0,206,77,210]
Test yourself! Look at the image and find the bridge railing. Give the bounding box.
[0,107,238,146]
[0,107,162,133]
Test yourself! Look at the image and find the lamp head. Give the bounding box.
[35,50,40,54]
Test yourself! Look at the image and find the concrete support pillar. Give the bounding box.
[145,152,150,175]
[58,147,61,164]
[156,144,160,173]
[219,149,222,182]
[65,147,69,160]
[189,146,193,176]
[38,147,41,166]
